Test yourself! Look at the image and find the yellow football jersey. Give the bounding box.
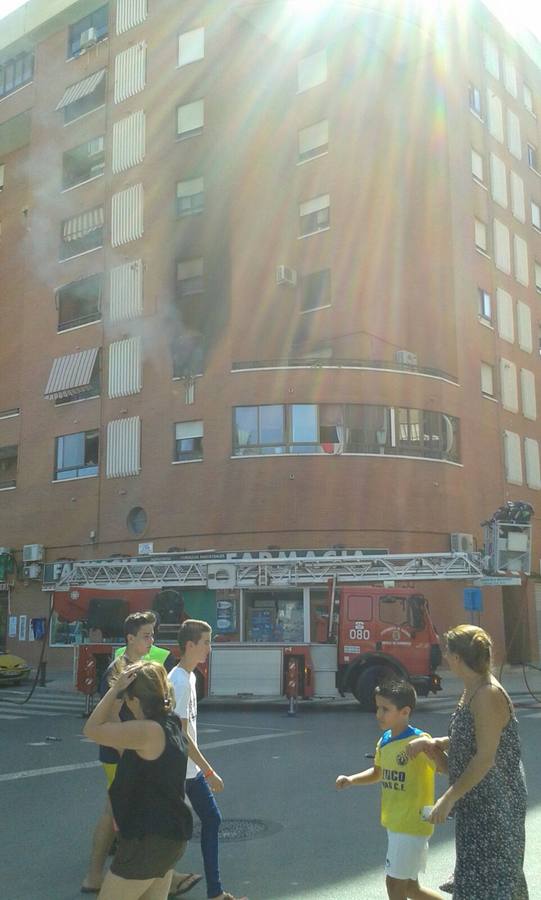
[374,725,435,837]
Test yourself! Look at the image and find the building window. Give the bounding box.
[523,83,535,116]
[127,506,148,536]
[0,51,34,100]
[507,109,522,159]
[535,263,541,293]
[487,89,503,142]
[527,144,538,172]
[301,269,331,312]
[0,164,4,192]
[482,33,499,79]
[55,351,101,405]
[493,219,511,273]
[176,176,204,217]
[57,273,102,331]
[471,149,484,183]
[532,201,541,231]
[496,288,514,343]
[297,48,327,93]
[54,430,99,480]
[62,137,105,189]
[474,218,487,253]
[469,84,482,117]
[61,72,106,124]
[510,171,525,222]
[174,421,203,461]
[178,26,204,67]
[176,99,204,139]
[60,207,104,260]
[299,194,330,237]
[177,257,204,297]
[503,57,517,96]
[172,333,204,378]
[478,288,492,322]
[233,404,460,462]
[68,4,108,58]
[0,445,17,489]
[298,119,328,163]
[490,152,507,208]
[481,362,495,396]
[524,438,541,490]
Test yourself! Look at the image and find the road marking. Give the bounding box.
[0,714,25,720]
[202,721,294,732]
[0,730,305,782]
[27,742,50,746]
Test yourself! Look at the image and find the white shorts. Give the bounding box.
[384,830,429,881]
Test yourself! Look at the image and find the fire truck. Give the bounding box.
[47,519,531,710]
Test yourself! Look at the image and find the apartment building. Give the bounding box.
[0,0,540,672]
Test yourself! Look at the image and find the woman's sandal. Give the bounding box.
[168,873,203,897]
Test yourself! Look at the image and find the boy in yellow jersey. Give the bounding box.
[336,680,446,900]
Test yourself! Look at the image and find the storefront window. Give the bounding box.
[244,590,304,642]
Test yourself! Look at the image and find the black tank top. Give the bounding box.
[109,713,193,841]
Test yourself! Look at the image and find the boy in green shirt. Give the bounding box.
[336,680,446,900]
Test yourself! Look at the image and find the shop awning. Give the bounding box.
[62,206,104,242]
[44,347,99,400]
[55,69,106,110]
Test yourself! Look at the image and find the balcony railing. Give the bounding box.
[232,357,458,383]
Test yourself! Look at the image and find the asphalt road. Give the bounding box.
[0,685,540,900]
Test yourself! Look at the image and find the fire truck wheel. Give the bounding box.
[353,664,396,711]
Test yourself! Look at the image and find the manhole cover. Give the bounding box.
[191,818,281,843]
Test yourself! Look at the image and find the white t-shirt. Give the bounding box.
[169,665,199,779]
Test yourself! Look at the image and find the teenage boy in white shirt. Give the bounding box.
[169,619,247,900]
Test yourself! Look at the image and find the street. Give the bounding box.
[0,682,540,900]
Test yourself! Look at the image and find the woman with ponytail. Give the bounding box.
[84,661,192,900]
[408,624,528,899]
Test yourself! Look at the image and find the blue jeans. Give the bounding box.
[185,772,223,898]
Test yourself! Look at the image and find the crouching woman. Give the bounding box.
[84,661,192,900]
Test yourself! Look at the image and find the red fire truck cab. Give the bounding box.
[333,586,442,708]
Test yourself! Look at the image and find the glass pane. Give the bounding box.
[260,405,284,444]
[234,407,258,446]
[290,405,317,442]
[62,433,85,469]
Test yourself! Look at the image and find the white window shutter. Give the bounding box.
[504,431,522,484]
[483,34,500,79]
[481,363,494,395]
[494,219,511,273]
[516,301,532,353]
[106,417,141,477]
[510,171,525,222]
[471,149,483,181]
[520,368,536,420]
[178,27,205,66]
[110,260,143,321]
[503,57,517,96]
[513,234,529,286]
[299,120,328,157]
[496,288,514,343]
[490,153,507,207]
[116,0,147,34]
[108,337,143,398]
[507,110,522,159]
[112,110,145,174]
[297,49,327,93]
[111,183,144,247]
[500,358,518,412]
[487,90,503,142]
[114,42,147,104]
[175,421,203,440]
[524,438,541,489]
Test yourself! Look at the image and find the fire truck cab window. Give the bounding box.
[408,595,426,631]
[347,595,373,621]
[244,590,304,642]
[378,595,408,627]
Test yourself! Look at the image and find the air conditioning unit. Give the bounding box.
[22,544,44,563]
[395,349,418,367]
[79,27,98,50]
[23,563,42,580]
[276,265,297,287]
[450,533,475,553]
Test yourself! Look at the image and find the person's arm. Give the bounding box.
[83,669,160,752]
[407,735,449,759]
[430,685,509,824]
[180,718,224,793]
[336,765,382,789]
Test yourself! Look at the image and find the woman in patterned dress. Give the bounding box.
[408,624,528,900]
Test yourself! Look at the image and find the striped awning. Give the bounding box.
[55,69,106,111]
[62,207,104,242]
[44,348,99,400]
